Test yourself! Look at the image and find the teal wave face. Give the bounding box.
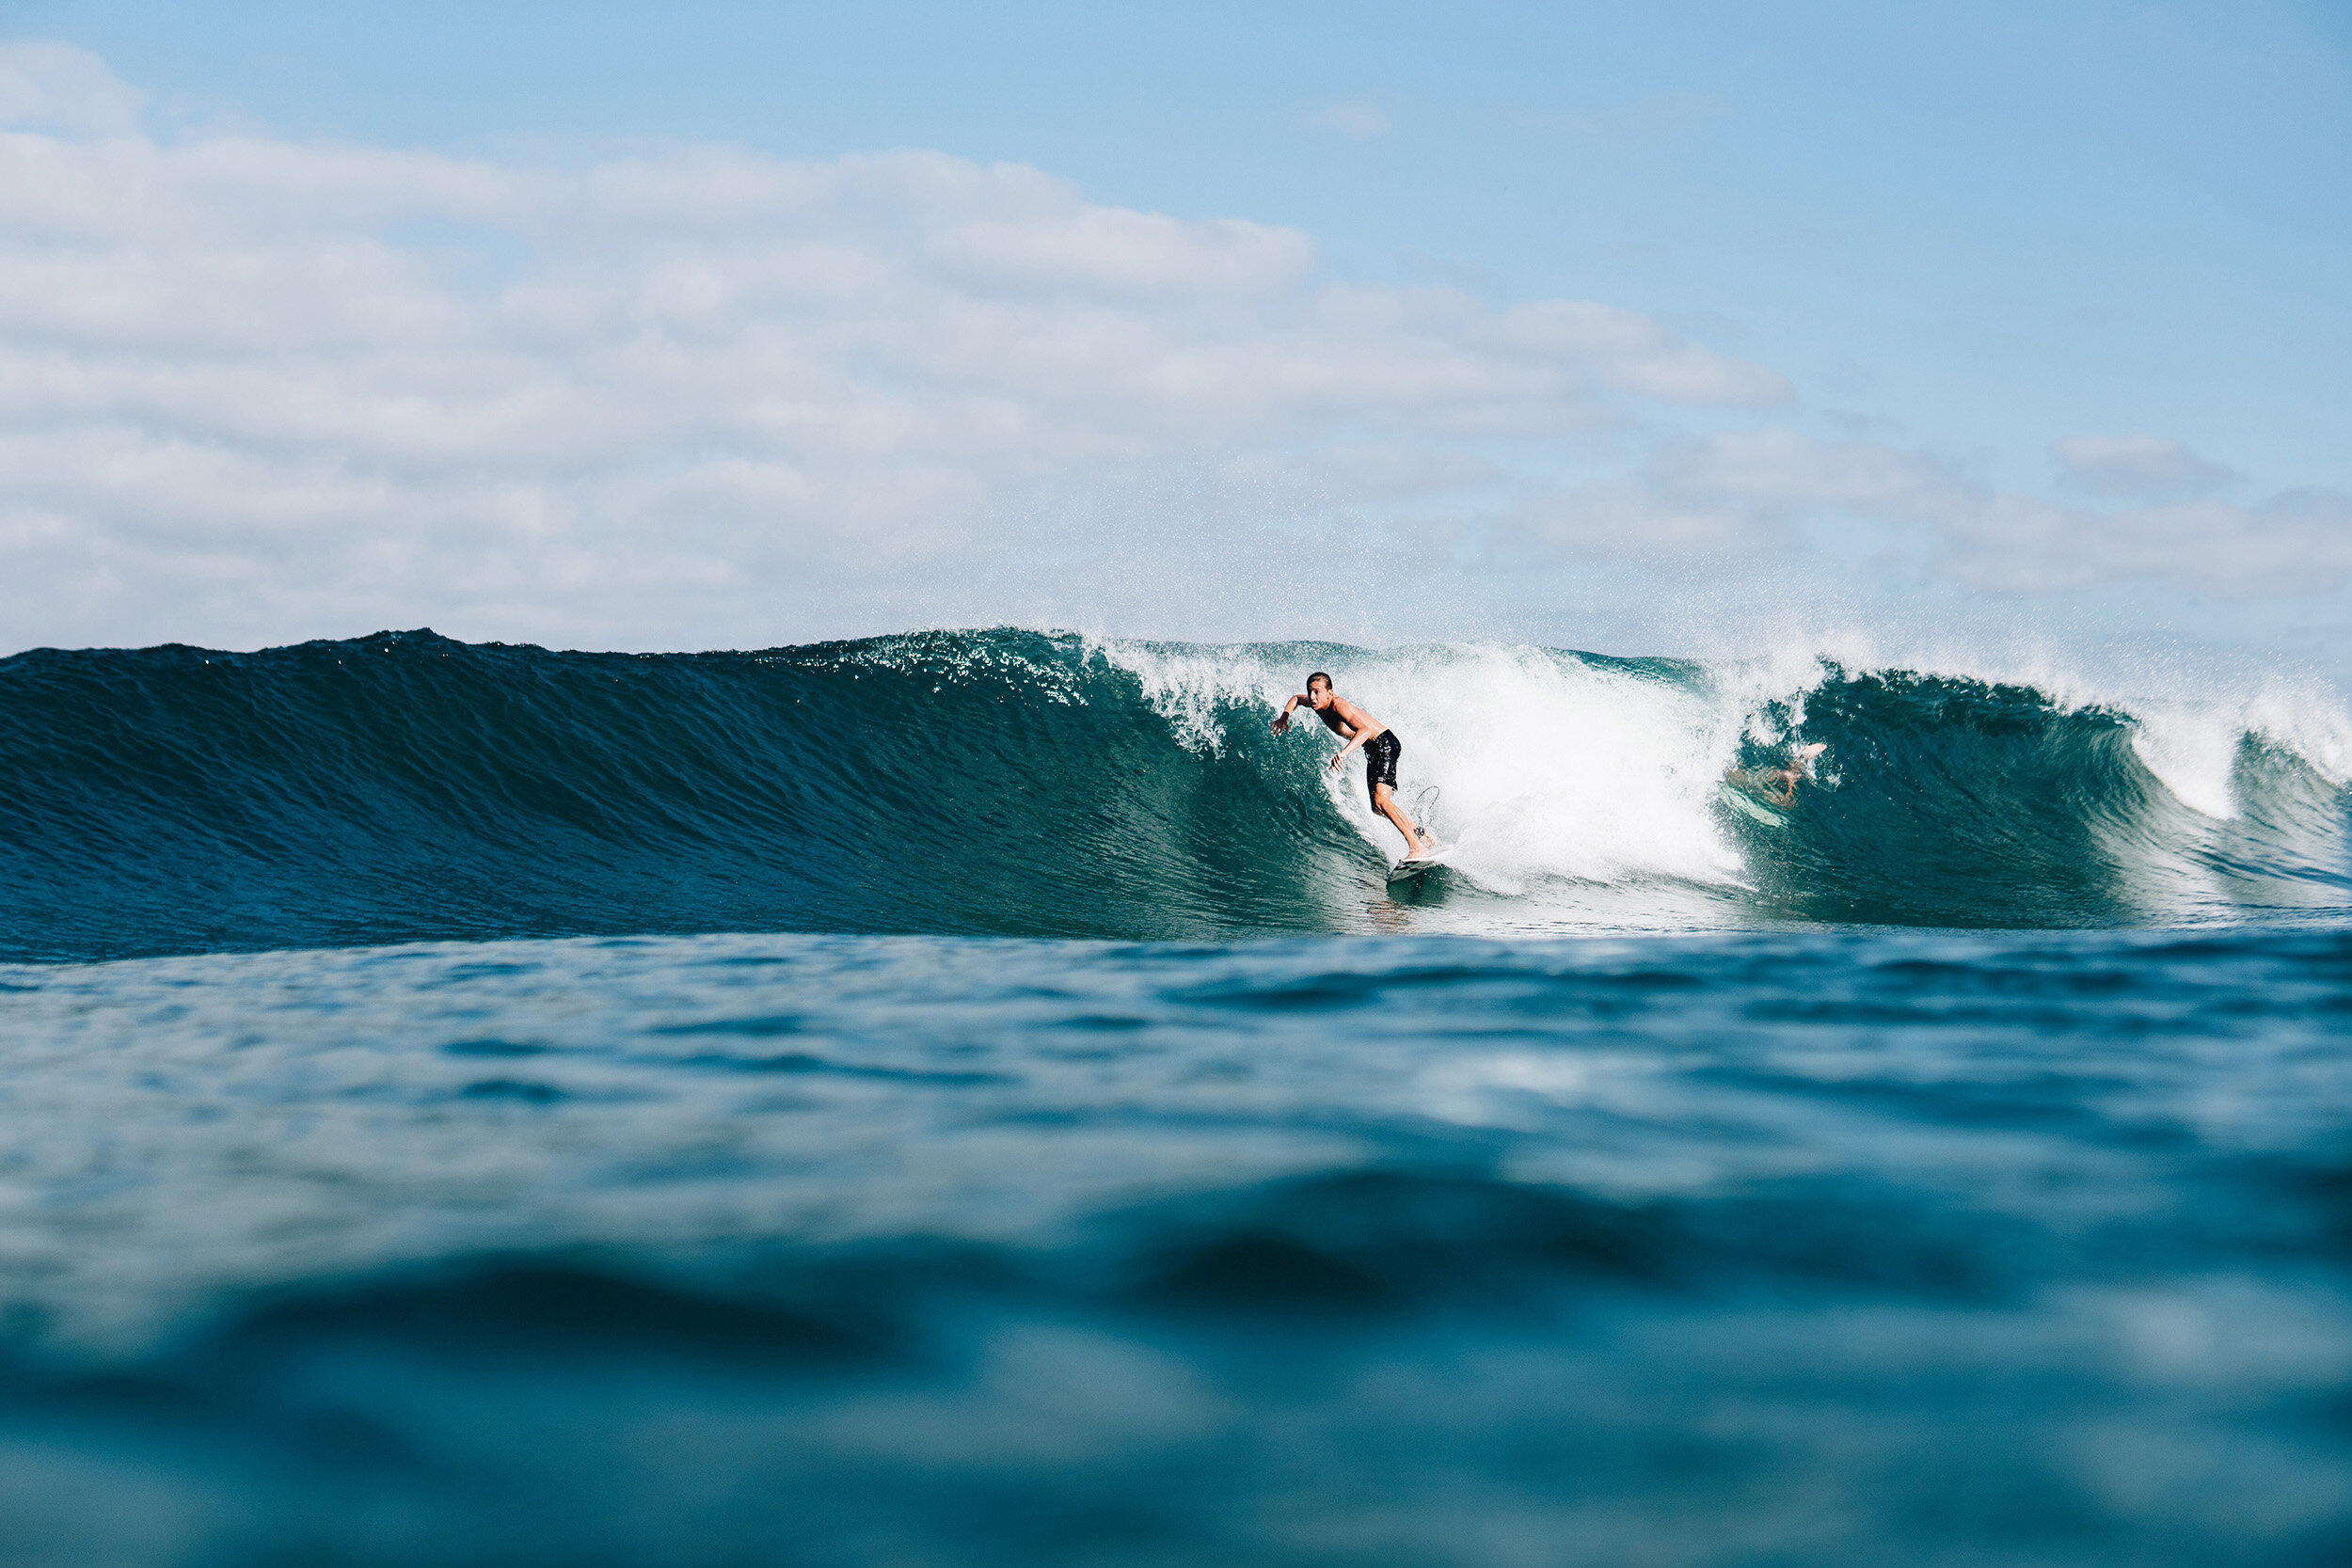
[0,629,2344,960]
[1726,670,2352,927]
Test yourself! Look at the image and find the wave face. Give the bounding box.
[2,627,2346,961]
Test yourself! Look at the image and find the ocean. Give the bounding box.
[2,626,2349,1565]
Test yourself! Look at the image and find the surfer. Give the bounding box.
[1754,742,1827,807]
[1273,673,1438,859]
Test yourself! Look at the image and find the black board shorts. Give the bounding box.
[1362,731,1401,803]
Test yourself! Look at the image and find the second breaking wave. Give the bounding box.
[1,627,2346,962]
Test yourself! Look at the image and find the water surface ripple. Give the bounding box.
[3,927,2349,1565]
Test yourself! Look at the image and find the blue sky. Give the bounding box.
[31,0,2349,485]
[3,1,2348,673]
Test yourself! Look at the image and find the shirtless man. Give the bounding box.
[1755,742,1828,807]
[1273,673,1438,858]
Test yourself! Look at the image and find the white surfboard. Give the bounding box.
[1722,775,1788,827]
[1385,844,1455,885]
[1718,781,1788,826]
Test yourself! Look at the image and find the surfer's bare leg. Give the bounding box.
[1373,783,1434,857]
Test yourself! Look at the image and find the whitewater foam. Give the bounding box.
[1100,639,1756,893]
[1097,627,2352,927]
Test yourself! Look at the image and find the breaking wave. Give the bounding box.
[1,626,2344,961]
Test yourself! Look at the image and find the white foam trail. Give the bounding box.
[1099,640,1753,892]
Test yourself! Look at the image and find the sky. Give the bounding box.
[2,1,2348,672]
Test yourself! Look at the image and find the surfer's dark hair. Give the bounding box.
[1307,672,1331,690]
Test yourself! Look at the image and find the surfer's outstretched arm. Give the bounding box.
[1763,743,1828,806]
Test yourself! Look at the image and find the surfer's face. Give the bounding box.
[1308,683,1331,708]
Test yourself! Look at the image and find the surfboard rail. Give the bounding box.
[1384,845,1455,885]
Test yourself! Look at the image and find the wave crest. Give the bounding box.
[0,627,2343,960]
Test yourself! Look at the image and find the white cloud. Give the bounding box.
[2054,434,2237,499]
[1476,301,1791,405]
[1306,101,1390,139]
[0,42,142,137]
[1657,428,1946,508]
[0,71,1794,652]
[1628,428,2352,597]
[1506,480,1773,560]
[927,208,1316,298]
[1940,486,2352,594]
[0,49,2340,658]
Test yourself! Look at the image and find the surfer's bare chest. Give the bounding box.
[1314,701,1381,739]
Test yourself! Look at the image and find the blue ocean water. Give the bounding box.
[3,629,2350,1564]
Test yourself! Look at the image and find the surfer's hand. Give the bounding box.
[1327,752,1343,771]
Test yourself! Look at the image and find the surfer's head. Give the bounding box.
[1307,672,1332,708]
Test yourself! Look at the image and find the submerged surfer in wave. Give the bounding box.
[1749,741,1828,807]
[1273,673,1439,859]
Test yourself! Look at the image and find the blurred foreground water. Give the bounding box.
[3,926,2349,1566]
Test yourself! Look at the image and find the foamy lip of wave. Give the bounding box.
[1096,639,1755,891]
[1085,637,1295,756]
[828,627,1090,704]
[1741,627,2352,817]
